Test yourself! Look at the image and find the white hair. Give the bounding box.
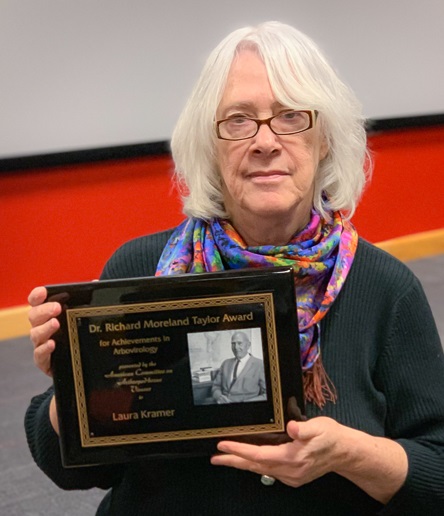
[170,21,371,220]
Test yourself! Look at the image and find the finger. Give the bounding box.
[211,453,287,484]
[295,420,319,441]
[211,451,315,489]
[288,419,324,442]
[34,340,56,376]
[28,302,62,328]
[216,440,287,463]
[216,440,260,457]
[286,420,301,440]
[30,317,60,347]
[28,286,48,307]
[211,453,262,474]
[293,417,336,440]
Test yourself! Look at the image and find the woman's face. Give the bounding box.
[215,50,328,238]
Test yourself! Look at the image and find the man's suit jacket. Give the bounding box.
[211,355,266,402]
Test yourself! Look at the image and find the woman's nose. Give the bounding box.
[251,123,282,153]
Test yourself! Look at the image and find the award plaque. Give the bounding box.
[47,267,304,467]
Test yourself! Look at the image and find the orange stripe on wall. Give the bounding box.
[2,156,183,308]
[2,126,443,309]
[352,125,444,241]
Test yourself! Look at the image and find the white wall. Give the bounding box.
[1,0,443,158]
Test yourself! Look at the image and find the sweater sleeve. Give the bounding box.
[375,275,444,515]
[25,387,123,490]
[24,229,173,491]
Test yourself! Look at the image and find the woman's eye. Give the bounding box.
[281,111,299,120]
[229,117,249,125]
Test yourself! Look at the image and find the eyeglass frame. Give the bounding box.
[215,109,318,141]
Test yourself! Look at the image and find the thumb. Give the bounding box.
[286,420,302,440]
[287,419,318,441]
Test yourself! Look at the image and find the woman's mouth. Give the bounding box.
[248,170,289,182]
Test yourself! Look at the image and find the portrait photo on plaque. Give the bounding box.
[188,328,267,406]
[46,267,305,467]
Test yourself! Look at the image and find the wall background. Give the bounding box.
[1,1,443,311]
[1,0,444,158]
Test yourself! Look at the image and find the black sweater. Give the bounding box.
[25,231,444,515]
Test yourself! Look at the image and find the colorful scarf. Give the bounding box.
[156,210,358,408]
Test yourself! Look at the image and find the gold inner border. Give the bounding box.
[66,293,284,448]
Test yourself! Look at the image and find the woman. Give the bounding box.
[26,21,444,515]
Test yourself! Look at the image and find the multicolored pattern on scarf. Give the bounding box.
[156,211,358,407]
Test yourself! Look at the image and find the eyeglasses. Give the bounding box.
[215,110,317,141]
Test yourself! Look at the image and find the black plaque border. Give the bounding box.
[47,267,305,467]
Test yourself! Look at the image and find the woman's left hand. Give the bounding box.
[211,416,408,504]
[211,417,344,487]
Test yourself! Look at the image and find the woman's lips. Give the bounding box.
[248,170,289,182]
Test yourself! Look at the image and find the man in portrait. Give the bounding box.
[211,331,266,403]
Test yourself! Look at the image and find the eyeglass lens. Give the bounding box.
[218,111,312,140]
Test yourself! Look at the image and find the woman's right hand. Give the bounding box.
[28,286,62,377]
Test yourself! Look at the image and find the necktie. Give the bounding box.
[230,360,240,390]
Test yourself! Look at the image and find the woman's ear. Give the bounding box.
[320,134,329,160]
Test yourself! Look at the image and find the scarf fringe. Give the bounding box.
[303,358,337,409]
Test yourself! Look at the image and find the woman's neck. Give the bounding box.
[229,210,311,247]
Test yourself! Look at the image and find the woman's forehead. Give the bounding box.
[218,51,279,115]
